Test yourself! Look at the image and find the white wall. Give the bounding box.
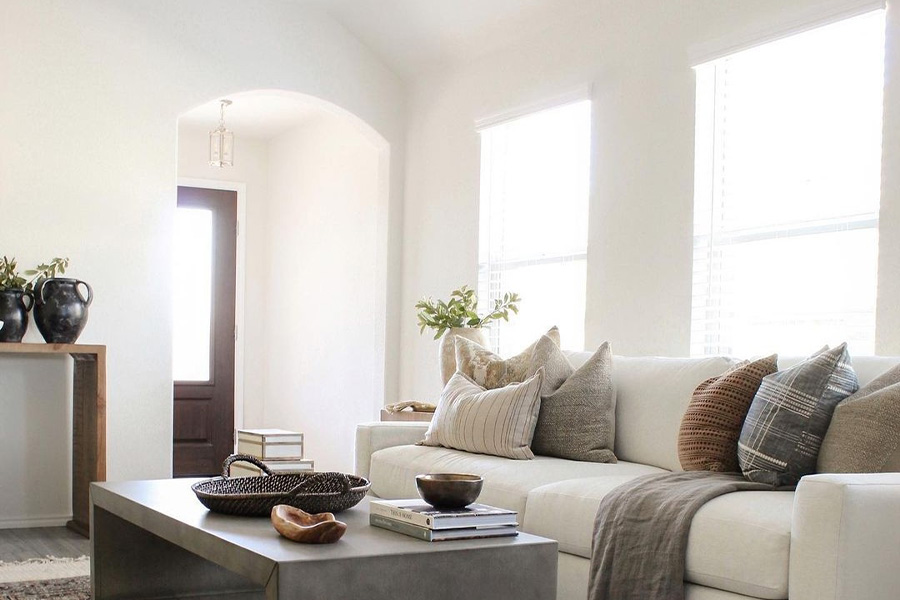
[263,115,381,473]
[400,0,900,401]
[0,0,403,524]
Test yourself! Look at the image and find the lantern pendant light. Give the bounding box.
[209,99,234,168]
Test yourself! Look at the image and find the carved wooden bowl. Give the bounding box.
[271,505,347,544]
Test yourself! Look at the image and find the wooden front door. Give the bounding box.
[173,186,237,477]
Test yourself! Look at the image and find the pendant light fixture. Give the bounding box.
[209,99,234,168]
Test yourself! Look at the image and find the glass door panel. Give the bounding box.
[173,207,213,382]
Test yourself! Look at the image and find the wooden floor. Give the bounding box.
[0,527,89,562]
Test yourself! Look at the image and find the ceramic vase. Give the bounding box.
[439,327,489,385]
[0,289,34,342]
[33,278,93,344]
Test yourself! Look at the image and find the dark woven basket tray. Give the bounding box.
[191,455,371,516]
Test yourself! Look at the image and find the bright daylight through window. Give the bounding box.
[173,207,213,381]
[690,10,886,357]
[478,99,591,355]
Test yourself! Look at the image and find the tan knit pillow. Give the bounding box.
[422,369,545,459]
[454,326,560,389]
[678,355,778,472]
[818,364,900,473]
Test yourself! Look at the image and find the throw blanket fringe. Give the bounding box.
[588,472,774,600]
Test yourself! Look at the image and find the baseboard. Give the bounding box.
[0,515,72,529]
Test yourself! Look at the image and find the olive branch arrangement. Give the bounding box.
[415,285,520,340]
[0,256,70,292]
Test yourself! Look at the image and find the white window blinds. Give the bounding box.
[478,100,591,355]
[691,10,886,357]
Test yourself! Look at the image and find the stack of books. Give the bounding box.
[369,498,518,542]
[232,428,314,476]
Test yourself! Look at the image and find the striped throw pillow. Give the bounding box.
[738,344,858,487]
[422,368,544,459]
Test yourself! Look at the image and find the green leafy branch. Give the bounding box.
[0,256,70,292]
[415,285,520,340]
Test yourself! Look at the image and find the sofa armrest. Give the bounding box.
[355,421,430,479]
[790,473,900,600]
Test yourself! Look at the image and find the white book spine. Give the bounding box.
[369,502,434,528]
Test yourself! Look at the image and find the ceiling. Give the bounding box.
[303,0,597,78]
[178,1,597,137]
[178,93,320,140]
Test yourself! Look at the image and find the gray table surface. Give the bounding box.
[91,478,559,600]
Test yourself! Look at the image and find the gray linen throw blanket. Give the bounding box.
[588,471,774,600]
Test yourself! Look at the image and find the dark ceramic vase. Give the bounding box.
[0,289,34,342]
[33,278,93,344]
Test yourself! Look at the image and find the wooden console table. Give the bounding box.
[0,343,106,536]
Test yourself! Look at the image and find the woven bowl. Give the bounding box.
[192,455,370,516]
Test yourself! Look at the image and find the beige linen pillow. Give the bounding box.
[527,338,617,463]
[421,369,544,460]
[678,355,778,472]
[818,364,900,473]
[454,326,560,389]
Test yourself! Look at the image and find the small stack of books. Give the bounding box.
[369,498,518,542]
[232,428,314,476]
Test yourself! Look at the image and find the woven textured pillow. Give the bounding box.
[818,364,900,473]
[455,326,559,389]
[678,355,777,472]
[528,340,617,463]
[421,368,544,459]
[738,344,858,487]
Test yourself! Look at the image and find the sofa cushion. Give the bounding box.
[739,344,859,487]
[368,444,665,515]
[611,355,735,471]
[529,341,616,463]
[454,326,559,389]
[678,355,778,472]
[818,363,900,473]
[524,478,792,599]
[422,369,543,459]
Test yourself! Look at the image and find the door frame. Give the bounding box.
[177,177,247,432]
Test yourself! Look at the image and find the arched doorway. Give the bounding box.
[174,90,390,475]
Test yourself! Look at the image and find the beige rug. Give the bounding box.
[0,556,90,599]
[0,556,89,584]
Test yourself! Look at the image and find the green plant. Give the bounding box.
[416,285,520,340]
[0,256,26,291]
[0,256,69,292]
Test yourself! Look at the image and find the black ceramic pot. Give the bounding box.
[33,278,93,344]
[0,289,34,342]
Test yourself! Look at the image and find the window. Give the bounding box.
[478,99,591,355]
[691,10,886,357]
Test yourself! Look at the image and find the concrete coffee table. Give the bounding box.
[91,479,558,600]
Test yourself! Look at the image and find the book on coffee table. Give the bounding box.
[369,498,518,529]
[369,513,518,542]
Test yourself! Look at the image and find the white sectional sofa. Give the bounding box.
[356,352,900,600]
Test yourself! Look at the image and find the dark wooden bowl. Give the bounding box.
[415,473,483,509]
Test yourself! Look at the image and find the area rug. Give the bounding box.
[0,556,89,599]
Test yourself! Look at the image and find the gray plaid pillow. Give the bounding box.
[738,344,858,487]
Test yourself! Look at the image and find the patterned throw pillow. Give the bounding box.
[818,364,900,473]
[421,368,544,459]
[454,326,560,389]
[738,344,858,487]
[527,339,617,463]
[678,355,778,472]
